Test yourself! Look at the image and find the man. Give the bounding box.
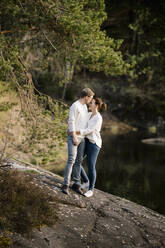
[61,88,94,195]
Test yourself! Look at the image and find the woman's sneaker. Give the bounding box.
[81,182,89,189]
[84,190,93,197]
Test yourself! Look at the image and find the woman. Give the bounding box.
[76,97,107,197]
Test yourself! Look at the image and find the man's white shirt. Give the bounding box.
[68,100,88,138]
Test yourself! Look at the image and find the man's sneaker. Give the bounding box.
[84,190,93,198]
[61,185,69,195]
[71,183,83,195]
[81,182,89,189]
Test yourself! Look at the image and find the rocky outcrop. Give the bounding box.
[7,161,165,248]
[142,137,165,146]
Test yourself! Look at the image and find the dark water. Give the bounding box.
[95,131,165,215]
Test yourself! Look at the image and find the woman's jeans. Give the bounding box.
[85,139,100,190]
[63,135,85,186]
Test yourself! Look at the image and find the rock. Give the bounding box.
[142,137,165,146]
[5,161,165,248]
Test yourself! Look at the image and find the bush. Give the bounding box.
[0,232,11,248]
[0,102,17,112]
[0,170,58,234]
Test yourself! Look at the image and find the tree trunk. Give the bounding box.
[61,61,74,100]
[129,0,135,53]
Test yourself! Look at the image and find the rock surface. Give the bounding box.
[142,137,165,146]
[8,161,165,248]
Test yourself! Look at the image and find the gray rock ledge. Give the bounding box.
[7,161,165,248]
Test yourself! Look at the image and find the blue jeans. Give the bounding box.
[85,138,100,190]
[63,135,85,186]
[80,165,89,183]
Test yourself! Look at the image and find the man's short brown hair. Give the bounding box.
[80,88,94,98]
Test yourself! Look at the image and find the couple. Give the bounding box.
[61,88,106,197]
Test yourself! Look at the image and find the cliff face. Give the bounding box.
[8,162,165,248]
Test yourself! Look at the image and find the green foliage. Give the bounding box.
[0,102,17,112]
[0,0,127,100]
[103,1,165,119]
[0,232,11,248]
[0,36,23,82]
[2,0,165,121]
[126,4,165,117]
[0,170,59,234]
[18,94,68,166]
[0,81,15,94]
[127,7,163,80]
[54,0,126,77]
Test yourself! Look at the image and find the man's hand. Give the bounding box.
[73,135,79,146]
[68,131,79,146]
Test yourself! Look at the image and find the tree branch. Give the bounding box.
[42,31,57,51]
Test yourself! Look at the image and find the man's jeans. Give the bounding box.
[80,165,89,183]
[63,135,85,186]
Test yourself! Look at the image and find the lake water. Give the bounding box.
[95,130,165,215]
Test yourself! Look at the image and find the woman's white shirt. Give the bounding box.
[80,112,102,148]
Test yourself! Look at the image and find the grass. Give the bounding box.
[0,170,59,234]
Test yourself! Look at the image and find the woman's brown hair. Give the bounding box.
[95,98,107,112]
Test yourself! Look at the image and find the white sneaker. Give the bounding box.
[81,182,89,189]
[84,190,93,198]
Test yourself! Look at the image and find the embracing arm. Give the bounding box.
[76,116,102,136]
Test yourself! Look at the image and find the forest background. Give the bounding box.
[0,0,165,168]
